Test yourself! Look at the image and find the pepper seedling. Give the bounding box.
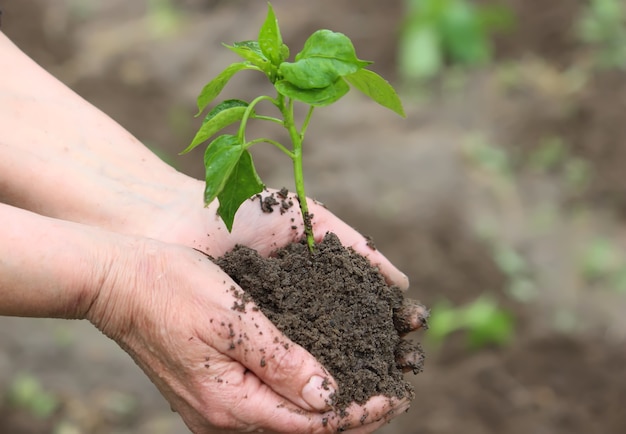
[181,2,405,251]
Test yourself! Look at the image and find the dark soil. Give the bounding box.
[216,233,424,411]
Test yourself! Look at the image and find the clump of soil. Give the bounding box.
[216,232,424,410]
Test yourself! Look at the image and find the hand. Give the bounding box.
[148,182,410,290]
[87,236,414,433]
[130,182,428,431]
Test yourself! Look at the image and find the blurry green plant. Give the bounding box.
[577,0,626,69]
[492,243,538,303]
[527,136,567,172]
[7,373,59,419]
[580,237,626,293]
[526,136,592,193]
[399,0,513,81]
[462,134,513,180]
[428,296,515,349]
[147,0,184,38]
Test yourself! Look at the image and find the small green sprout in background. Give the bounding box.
[428,296,515,349]
[577,0,626,70]
[462,133,513,181]
[147,0,184,38]
[399,0,513,82]
[579,237,626,293]
[526,136,592,193]
[181,2,405,251]
[7,372,59,419]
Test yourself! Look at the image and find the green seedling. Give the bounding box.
[577,0,626,69]
[428,296,515,349]
[7,372,59,419]
[580,237,626,293]
[399,0,513,81]
[181,3,405,251]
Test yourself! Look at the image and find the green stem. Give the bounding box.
[238,95,277,143]
[244,137,294,159]
[280,96,315,251]
[253,115,284,125]
[300,105,315,140]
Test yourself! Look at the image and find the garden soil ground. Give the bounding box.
[1,1,626,433]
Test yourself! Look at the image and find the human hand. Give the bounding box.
[150,182,410,290]
[87,236,414,433]
[134,182,428,430]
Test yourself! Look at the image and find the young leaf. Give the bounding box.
[258,3,286,66]
[224,41,269,71]
[279,58,342,89]
[196,63,257,115]
[344,69,406,117]
[279,30,372,89]
[295,30,371,68]
[203,134,244,205]
[275,77,350,106]
[182,100,251,154]
[217,150,265,231]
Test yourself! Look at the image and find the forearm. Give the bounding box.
[0,32,198,236]
[0,202,111,318]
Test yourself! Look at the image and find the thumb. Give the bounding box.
[214,290,337,412]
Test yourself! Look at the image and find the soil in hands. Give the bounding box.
[216,231,425,411]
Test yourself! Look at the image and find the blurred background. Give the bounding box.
[1,0,626,432]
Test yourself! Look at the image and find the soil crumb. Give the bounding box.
[256,188,295,214]
[216,232,421,410]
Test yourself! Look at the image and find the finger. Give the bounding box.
[203,282,338,413]
[202,370,410,434]
[393,298,429,335]
[394,339,425,374]
[195,365,336,433]
[308,200,410,290]
[335,396,411,432]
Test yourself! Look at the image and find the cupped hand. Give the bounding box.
[157,183,410,290]
[86,236,413,433]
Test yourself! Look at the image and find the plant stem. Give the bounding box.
[279,96,315,251]
[245,137,294,159]
[253,115,284,125]
[300,105,315,140]
[238,95,277,143]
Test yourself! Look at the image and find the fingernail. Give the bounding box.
[302,375,335,411]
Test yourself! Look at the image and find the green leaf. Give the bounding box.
[224,41,269,70]
[182,100,250,154]
[427,300,462,343]
[295,29,371,68]
[217,150,264,231]
[259,3,286,66]
[279,30,371,89]
[279,58,343,89]
[203,134,244,205]
[345,69,406,117]
[275,77,350,106]
[463,296,514,349]
[196,63,256,115]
